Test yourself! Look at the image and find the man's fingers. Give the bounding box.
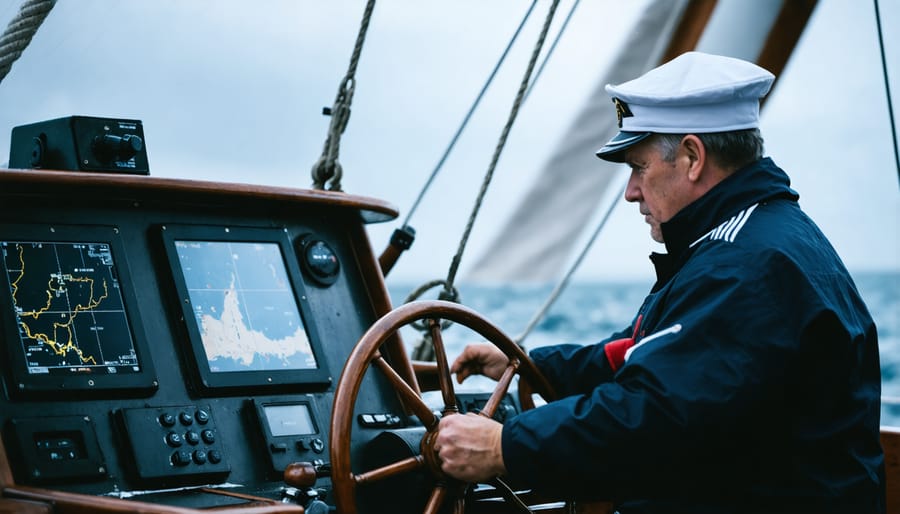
[450,345,478,374]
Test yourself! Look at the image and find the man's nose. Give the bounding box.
[624,173,641,203]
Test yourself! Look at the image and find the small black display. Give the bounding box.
[264,403,317,437]
[161,225,329,393]
[0,224,157,397]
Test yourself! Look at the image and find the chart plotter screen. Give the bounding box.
[1,240,141,377]
[172,239,319,373]
[160,224,330,393]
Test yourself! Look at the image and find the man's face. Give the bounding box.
[622,137,692,244]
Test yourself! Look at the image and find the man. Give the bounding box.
[434,52,884,513]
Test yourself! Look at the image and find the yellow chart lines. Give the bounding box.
[10,243,109,366]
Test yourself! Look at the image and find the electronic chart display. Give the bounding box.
[161,225,329,393]
[0,225,156,396]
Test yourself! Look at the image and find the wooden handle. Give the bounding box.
[283,461,318,489]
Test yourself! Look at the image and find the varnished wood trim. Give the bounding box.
[0,498,53,514]
[3,485,305,513]
[0,438,12,489]
[0,168,398,223]
[348,222,421,398]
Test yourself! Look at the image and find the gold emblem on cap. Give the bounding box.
[613,98,633,128]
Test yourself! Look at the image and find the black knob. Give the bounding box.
[185,431,200,446]
[92,133,143,162]
[165,431,184,447]
[192,449,208,464]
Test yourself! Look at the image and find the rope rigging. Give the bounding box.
[310,0,376,192]
[402,0,582,229]
[411,0,562,360]
[0,0,56,84]
[401,1,539,228]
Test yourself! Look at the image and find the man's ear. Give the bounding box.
[680,134,705,182]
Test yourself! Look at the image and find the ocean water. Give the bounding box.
[388,270,900,426]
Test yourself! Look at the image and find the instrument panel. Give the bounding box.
[0,170,416,511]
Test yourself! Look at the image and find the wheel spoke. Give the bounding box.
[479,360,518,418]
[372,355,438,429]
[452,496,466,514]
[353,455,424,485]
[423,484,449,514]
[429,318,458,414]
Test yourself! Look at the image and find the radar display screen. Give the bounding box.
[0,224,156,397]
[161,225,329,393]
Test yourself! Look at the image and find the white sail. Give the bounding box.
[467,0,791,283]
[466,0,688,282]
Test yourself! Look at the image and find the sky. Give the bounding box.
[0,0,897,287]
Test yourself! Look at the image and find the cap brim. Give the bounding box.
[595,131,651,162]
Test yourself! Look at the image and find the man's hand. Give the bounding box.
[435,413,506,482]
[450,343,509,383]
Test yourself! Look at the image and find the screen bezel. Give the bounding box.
[0,224,158,398]
[159,224,330,394]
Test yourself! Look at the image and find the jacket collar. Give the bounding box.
[649,157,799,285]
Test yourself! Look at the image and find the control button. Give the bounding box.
[195,409,210,425]
[184,431,200,446]
[171,450,191,467]
[165,431,184,448]
[201,429,216,444]
[310,438,325,453]
[179,411,194,426]
[208,449,222,464]
[358,413,403,428]
[270,443,288,453]
[300,238,340,286]
[192,449,208,465]
[159,413,176,427]
[295,440,309,452]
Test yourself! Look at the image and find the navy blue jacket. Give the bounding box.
[501,158,884,513]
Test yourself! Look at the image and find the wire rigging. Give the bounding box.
[409,0,563,360]
[406,0,587,360]
[402,0,582,228]
[401,1,539,227]
[516,178,627,345]
[873,0,900,189]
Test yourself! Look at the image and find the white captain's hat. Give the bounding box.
[596,51,775,162]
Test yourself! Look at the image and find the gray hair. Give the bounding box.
[652,129,765,171]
